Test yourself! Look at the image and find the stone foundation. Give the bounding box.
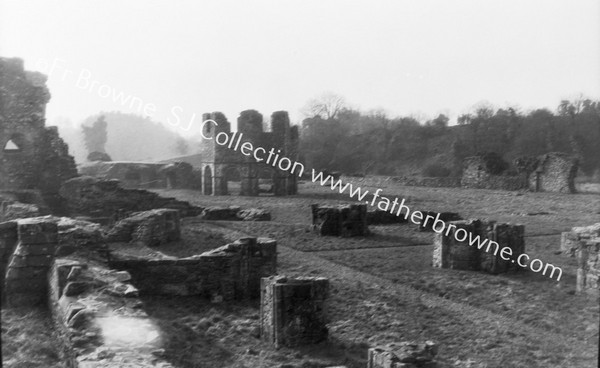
[367,342,438,368]
[367,209,408,225]
[260,275,329,348]
[577,239,600,295]
[311,204,369,237]
[200,206,271,221]
[109,237,277,300]
[433,220,525,274]
[106,209,181,246]
[49,258,174,368]
[561,223,600,257]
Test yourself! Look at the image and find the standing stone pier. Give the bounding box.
[260,275,329,348]
[577,238,600,295]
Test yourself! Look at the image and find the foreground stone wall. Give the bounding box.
[311,203,369,237]
[109,237,277,300]
[433,220,525,274]
[49,258,174,368]
[260,275,329,348]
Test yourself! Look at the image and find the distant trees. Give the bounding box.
[299,94,600,177]
[82,115,108,154]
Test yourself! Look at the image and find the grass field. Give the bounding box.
[2,179,598,367]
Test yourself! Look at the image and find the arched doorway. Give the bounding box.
[222,166,242,195]
[203,166,213,195]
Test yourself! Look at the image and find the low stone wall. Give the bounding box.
[260,275,329,348]
[311,203,369,237]
[59,176,203,221]
[561,223,600,257]
[576,239,600,295]
[48,258,175,368]
[367,342,438,368]
[200,206,271,221]
[433,220,525,274]
[367,209,408,225]
[106,209,181,246]
[393,176,462,188]
[109,237,277,301]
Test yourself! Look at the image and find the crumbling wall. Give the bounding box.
[433,220,525,274]
[461,156,527,191]
[392,176,462,188]
[577,239,600,295]
[106,208,181,246]
[529,152,578,193]
[59,176,202,221]
[367,209,408,225]
[367,342,439,368]
[311,203,369,236]
[48,258,175,368]
[109,237,277,300]
[260,275,329,348]
[561,223,600,257]
[0,57,77,198]
[200,206,271,221]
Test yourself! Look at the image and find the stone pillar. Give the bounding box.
[577,239,600,295]
[433,219,524,274]
[367,342,438,368]
[260,275,329,348]
[5,218,58,307]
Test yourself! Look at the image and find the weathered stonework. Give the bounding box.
[433,220,525,274]
[59,176,202,221]
[367,342,438,368]
[367,209,408,225]
[198,110,299,196]
[311,203,369,237]
[200,206,271,221]
[109,237,277,300]
[0,57,78,202]
[461,156,527,191]
[48,258,175,368]
[561,223,600,257]
[260,275,329,348]
[528,152,578,193]
[576,239,600,295]
[106,209,181,246]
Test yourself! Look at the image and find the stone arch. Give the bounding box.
[203,165,213,195]
[223,165,242,195]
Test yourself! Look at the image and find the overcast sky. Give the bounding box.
[1,0,599,133]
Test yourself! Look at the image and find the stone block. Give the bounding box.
[367,342,438,368]
[261,275,329,348]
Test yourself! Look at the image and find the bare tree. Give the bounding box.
[301,92,346,120]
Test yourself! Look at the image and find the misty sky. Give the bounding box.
[1,0,599,134]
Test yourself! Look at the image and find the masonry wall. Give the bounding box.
[561,223,600,257]
[461,157,528,191]
[311,203,369,237]
[577,239,600,295]
[529,152,578,193]
[433,220,525,274]
[0,57,77,196]
[109,237,277,300]
[260,275,329,348]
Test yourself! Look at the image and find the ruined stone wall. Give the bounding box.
[577,239,600,296]
[198,110,299,196]
[433,220,525,274]
[311,203,369,236]
[367,342,439,368]
[0,57,77,196]
[561,223,600,257]
[461,156,527,191]
[529,152,578,193]
[393,176,462,188]
[106,208,181,246]
[260,275,329,348]
[109,237,277,300]
[59,176,202,221]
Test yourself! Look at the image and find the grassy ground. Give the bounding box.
[150,180,599,368]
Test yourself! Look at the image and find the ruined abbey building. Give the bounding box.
[0,57,78,213]
[198,110,299,196]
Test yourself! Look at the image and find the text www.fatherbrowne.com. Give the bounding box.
[199,118,563,282]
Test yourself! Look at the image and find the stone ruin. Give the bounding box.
[199,206,271,221]
[199,110,299,196]
[260,275,329,348]
[311,203,369,237]
[461,155,527,191]
[562,223,600,295]
[368,342,439,368]
[433,219,525,274]
[528,152,578,193]
[0,57,78,213]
